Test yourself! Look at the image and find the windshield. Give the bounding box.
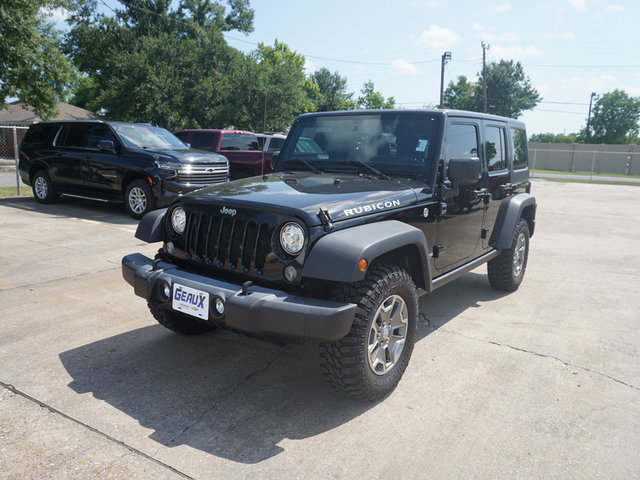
[112,124,187,149]
[278,113,440,183]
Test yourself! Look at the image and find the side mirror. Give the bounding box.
[98,139,117,154]
[448,156,481,185]
[271,152,280,171]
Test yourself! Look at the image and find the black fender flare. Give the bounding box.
[489,193,537,249]
[135,208,167,243]
[302,220,432,289]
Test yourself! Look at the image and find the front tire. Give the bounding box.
[320,264,418,401]
[148,302,216,335]
[32,169,58,204]
[125,179,156,219]
[488,218,530,291]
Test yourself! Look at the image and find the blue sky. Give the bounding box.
[48,0,640,136]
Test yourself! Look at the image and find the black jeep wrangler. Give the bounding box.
[122,109,536,400]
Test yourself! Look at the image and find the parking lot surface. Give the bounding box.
[0,180,638,479]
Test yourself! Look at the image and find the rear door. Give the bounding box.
[52,123,92,193]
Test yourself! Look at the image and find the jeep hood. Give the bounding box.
[182,172,428,226]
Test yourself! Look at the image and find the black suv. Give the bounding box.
[122,110,537,400]
[19,120,229,218]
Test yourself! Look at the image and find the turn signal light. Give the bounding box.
[358,258,368,272]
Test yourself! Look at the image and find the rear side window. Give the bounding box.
[174,132,188,143]
[511,127,528,169]
[220,133,260,151]
[23,124,59,146]
[58,124,115,148]
[485,126,506,172]
[189,132,214,150]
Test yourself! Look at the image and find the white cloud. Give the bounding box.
[541,31,575,40]
[392,59,420,76]
[568,0,586,11]
[40,6,70,25]
[416,25,461,51]
[563,75,618,95]
[474,24,520,42]
[490,45,543,59]
[605,4,625,12]
[411,1,442,7]
[304,59,317,73]
[490,3,512,14]
[536,84,553,96]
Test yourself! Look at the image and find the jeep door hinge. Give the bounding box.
[432,245,445,258]
[317,208,334,232]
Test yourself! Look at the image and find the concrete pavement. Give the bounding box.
[0,180,638,479]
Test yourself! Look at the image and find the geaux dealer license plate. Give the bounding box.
[172,283,209,320]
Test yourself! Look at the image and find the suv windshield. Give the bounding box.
[112,124,187,149]
[278,113,440,183]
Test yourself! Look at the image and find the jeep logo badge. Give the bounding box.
[220,206,237,216]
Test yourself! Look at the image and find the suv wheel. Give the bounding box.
[125,179,156,219]
[32,170,58,204]
[320,264,418,401]
[148,302,216,335]
[488,218,530,291]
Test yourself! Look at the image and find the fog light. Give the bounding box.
[165,241,174,255]
[161,281,171,299]
[215,298,225,315]
[283,265,298,282]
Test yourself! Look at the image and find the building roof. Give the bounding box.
[0,101,101,124]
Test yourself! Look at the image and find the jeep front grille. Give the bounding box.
[177,165,228,185]
[183,212,271,275]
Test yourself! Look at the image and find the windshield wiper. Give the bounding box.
[285,157,323,174]
[340,160,390,180]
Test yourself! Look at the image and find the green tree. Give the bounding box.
[307,68,354,111]
[586,90,640,144]
[65,0,255,129]
[529,132,579,143]
[443,60,540,118]
[356,80,395,109]
[0,0,76,118]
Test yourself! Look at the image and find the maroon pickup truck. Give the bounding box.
[174,129,267,180]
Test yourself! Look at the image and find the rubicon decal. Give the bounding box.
[344,199,401,217]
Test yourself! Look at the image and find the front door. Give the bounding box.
[434,120,485,271]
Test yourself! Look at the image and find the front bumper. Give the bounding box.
[122,253,356,342]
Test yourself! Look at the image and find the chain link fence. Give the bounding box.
[0,125,29,194]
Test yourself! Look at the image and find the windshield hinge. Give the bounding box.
[317,208,334,232]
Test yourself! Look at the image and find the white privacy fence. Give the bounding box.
[529,143,640,176]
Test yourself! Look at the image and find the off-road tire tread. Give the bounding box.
[319,264,418,401]
[148,301,215,335]
[487,218,529,291]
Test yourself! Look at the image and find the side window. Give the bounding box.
[87,125,116,148]
[511,127,528,169]
[189,132,214,150]
[485,126,506,172]
[267,137,285,152]
[174,132,188,143]
[58,124,92,148]
[445,123,479,167]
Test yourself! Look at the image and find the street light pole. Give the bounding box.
[481,42,490,113]
[439,51,451,109]
[586,92,596,143]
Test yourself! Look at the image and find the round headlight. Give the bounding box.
[171,207,186,234]
[280,222,305,255]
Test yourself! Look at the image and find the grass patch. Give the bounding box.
[0,186,33,197]
[533,169,640,179]
[534,177,640,187]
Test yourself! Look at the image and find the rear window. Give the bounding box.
[511,127,528,170]
[189,132,214,150]
[267,137,285,152]
[220,133,260,151]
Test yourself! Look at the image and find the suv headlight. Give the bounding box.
[280,222,305,255]
[155,158,181,170]
[171,206,186,234]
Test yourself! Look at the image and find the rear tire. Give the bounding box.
[488,218,530,291]
[32,170,58,204]
[125,179,156,219]
[320,264,418,401]
[148,302,216,335]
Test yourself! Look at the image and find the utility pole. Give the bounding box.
[586,92,596,142]
[439,51,451,109]
[481,42,490,113]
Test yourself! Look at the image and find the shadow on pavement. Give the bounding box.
[0,195,137,225]
[59,270,510,463]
